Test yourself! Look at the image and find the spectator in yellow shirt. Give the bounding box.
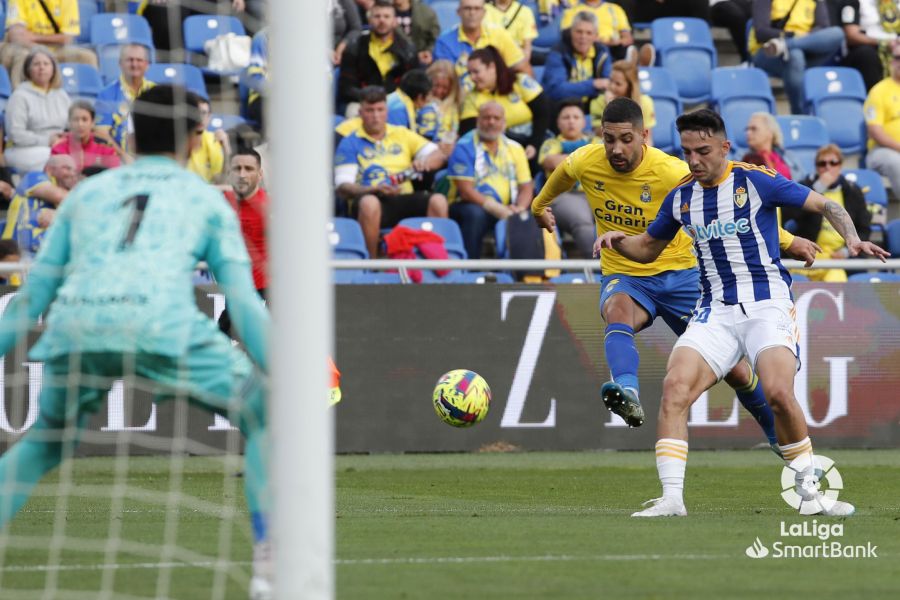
[485,0,539,64]
[188,99,230,184]
[0,0,97,86]
[864,41,900,194]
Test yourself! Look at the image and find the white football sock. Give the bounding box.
[779,436,813,464]
[656,438,688,501]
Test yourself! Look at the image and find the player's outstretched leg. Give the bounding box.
[722,361,779,455]
[632,347,717,517]
[600,294,650,427]
[0,362,93,528]
[234,374,272,600]
[755,347,855,517]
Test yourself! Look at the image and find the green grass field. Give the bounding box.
[1,450,898,599]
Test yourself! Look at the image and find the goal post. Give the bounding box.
[269,0,335,598]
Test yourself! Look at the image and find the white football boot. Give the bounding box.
[250,541,274,600]
[631,496,687,517]
[817,499,856,517]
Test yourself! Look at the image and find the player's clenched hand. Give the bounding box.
[848,241,890,262]
[594,231,626,257]
[785,236,821,267]
[534,208,555,233]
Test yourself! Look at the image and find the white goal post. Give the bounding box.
[270,0,334,598]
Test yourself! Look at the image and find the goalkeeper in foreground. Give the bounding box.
[0,85,273,599]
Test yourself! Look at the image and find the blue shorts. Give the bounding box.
[599,268,701,336]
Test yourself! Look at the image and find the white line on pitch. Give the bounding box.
[1,553,727,574]
[0,561,251,573]
[336,554,727,565]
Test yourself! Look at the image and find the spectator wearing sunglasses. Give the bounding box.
[785,144,871,282]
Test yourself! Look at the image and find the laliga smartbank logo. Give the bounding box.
[744,454,878,559]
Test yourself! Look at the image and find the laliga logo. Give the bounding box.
[745,537,769,559]
[780,454,844,515]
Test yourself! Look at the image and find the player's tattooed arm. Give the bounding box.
[822,200,861,246]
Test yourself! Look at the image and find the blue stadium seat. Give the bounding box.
[639,67,682,153]
[776,116,829,178]
[77,0,99,44]
[90,13,154,48]
[843,169,888,207]
[207,113,247,131]
[352,272,404,284]
[710,67,775,151]
[790,273,809,282]
[183,14,247,75]
[532,15,562,63]
[532,65,544,83]
[803,67,867,155]
[441,271,515,284]
[886,219,900,257]
[145,63,209,100]
[0,66,11,114]
[329,218,370,259]
[432,1,460,32]
[550,272,589,284]
[334,269,367,284]
[60,63,103,100]
[397,217,467,259]
[651,17,717,104]
[847,271,900,282]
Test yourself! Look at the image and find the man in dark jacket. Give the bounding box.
[338,0,418,114]
[394,0,441,65]
[541,11,610,109]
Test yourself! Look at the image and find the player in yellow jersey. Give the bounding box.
[531,98,817,450]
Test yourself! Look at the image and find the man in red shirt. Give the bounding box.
[219,148,268,334]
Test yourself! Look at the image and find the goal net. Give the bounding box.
[0,1,333,598]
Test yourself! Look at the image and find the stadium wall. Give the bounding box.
[0,283,899,454]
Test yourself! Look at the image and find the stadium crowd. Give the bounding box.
[0,0,897,282]
[329,0,900,276]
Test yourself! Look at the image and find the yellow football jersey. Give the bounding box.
[460,72,543,128]
[485,1,538,48]
[863,77,900,151]
[6,0,80,36]
[533,144,696,276]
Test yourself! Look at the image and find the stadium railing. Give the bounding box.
[2,259,897,285]
[323,258,900,284]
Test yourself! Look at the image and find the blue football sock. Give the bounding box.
[735,373,777,445]
[604,323,640,394]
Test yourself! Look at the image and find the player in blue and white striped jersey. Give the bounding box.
[597,109,887,518]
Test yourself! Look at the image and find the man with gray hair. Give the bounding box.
[542,10,611,107]
[94,43,155,154]
[446,101,533,258]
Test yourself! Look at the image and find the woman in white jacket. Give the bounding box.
[4,46,71,173]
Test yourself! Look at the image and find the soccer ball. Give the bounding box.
[432,369,491,428]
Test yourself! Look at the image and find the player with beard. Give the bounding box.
[531,97,817,454]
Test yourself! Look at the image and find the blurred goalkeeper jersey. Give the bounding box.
[29,156,251,361]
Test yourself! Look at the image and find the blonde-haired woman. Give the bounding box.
[589,58,655,146]
[4,47,71,173]
[426,59,462,153]
[742,112,804,180]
